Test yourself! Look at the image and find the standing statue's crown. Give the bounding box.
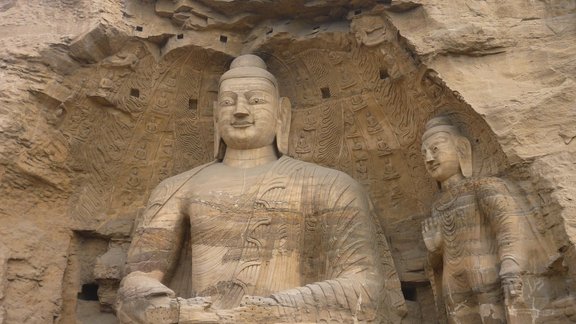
[219,54,278,89]
[422,115,461,141]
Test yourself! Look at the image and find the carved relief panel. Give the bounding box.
[59,44,229,231]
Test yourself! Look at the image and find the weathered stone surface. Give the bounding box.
[0,0,573,322]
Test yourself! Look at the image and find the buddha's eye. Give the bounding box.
[432,146,439,153]
[249,97,266,105]
[219,98,234,106]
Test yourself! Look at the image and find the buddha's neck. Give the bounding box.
[440,173,465,191]
[222,145,279,169]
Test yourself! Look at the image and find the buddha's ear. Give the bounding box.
[275,97,292,155]
[213,101,226,160]
[456,136,472,178]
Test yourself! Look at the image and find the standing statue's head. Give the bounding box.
[214,54,291,160]
[421,115,472,185]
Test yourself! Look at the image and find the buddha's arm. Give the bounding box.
[242,178,387,323]
[117,177,189,324]
[478,178,525,274]
[122,177,187,293]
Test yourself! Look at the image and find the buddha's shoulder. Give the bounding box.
[278,156,358,185]
[467,176,516,197]
[150,161,216,196]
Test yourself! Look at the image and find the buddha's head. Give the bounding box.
[214,54,291,160]
[421,115,472,184]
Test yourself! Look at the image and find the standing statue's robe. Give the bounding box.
[426,177,554,323]
[125,156,404,322]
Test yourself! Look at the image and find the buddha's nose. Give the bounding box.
[233,102,250,118]
[425,150,435,163]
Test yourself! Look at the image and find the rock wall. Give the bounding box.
[389,0,576,241]
[0,1,128,322]
[388,1,576,321]
[0,0,574,323]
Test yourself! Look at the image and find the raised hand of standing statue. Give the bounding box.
[422,216,442,253]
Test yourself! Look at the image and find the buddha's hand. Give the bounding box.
[240,295,279,307]
[116,272,178,324]
[118,271,175,300]
[422,216,442,253]
[178,297,223,323]
[499,259,523,303]
[232,295,283,322]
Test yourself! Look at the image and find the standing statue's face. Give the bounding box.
[422,132,461,182]
[216,77,279,150]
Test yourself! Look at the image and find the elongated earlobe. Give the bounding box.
[213,101,226,160]
[275,97,292,155]
[457,137,472,178]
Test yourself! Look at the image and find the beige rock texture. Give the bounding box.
[0,0,574,323]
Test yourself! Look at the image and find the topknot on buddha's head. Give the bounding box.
[422,115,462,142]
[229,54,267,70]
[220,54,278,89]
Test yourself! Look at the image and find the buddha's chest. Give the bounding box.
[432,191,490,238]
[184,192,305,253]
[432,189,497,260]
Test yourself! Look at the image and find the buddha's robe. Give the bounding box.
[427,177,551,322]
[125,156,403,322]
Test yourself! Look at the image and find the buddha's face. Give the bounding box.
[422,132,461,182]
[216,77,278,150]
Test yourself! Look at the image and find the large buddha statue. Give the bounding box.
[420,116,548,323]
[116,54,403,323]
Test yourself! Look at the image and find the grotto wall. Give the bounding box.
[0,0,574,323]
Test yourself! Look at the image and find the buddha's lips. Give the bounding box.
[427,163,440,171]
[231,120,254,128]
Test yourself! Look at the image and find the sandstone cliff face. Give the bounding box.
[389,0,576,243]
[389,2,576,321]
[0,0,574,323]
[0,1,128,322]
